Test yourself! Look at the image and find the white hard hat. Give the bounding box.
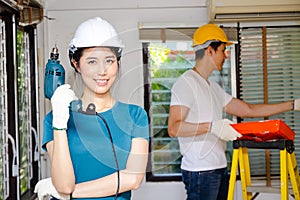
[68,17,124,54]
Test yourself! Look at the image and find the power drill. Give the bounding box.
[44,45,65,99]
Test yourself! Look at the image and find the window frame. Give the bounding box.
[143,42,183,182]
[142,28,237,182]
[143,41,237,181]
[4,13,19,200]
[0,2,40,199]
[18,25,40,200]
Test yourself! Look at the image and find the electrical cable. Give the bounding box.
[72,101,120,199]
[96,112,120,200]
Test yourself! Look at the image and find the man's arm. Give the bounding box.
[225,97,294,118]
[168,105,210,138]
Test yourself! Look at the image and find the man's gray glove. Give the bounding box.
[51,84,77,130]
[34,178,70,200]
[210,119,242,141]
[294,99,300,111]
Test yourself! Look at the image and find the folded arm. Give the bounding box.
[46,131,76,195]
[71,138,149,198]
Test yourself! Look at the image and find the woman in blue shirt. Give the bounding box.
[35,17,149,200]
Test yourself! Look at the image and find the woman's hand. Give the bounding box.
[51,84,77,130]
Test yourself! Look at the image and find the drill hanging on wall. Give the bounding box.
[44,45,65,99]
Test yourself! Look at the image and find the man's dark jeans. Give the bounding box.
[181,167,229,200]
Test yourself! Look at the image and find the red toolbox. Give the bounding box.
[231,119,295,141]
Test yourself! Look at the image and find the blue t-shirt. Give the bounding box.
[42,101,149,200]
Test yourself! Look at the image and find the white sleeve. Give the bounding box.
[213,82,233,107]
[170,76,195,108]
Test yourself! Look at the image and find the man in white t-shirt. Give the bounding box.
[168,23,300,200]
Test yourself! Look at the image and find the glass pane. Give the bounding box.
[150,41,193,175]
[17,29,31,195]
[149,41,233,176]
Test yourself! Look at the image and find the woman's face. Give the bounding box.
[74,47,118,96]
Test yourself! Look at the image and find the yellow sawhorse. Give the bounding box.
[227,140,300,200]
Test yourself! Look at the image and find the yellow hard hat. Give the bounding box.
[192,24,232,48]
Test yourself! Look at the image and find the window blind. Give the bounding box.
[238,26,300,178]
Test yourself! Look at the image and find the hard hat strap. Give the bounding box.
[193,40,220,51]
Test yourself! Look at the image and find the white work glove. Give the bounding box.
[51,84,77,130]
[34,178,70,200]
[210,119,242,141]
[294,99,300,111]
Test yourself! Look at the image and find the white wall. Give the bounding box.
[41,0,206,103]
[38,0,288,199]
[38,1,205,199]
